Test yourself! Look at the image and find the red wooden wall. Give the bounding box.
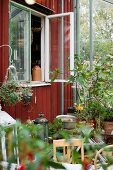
[0,0,73,122]
[0,0,9,83]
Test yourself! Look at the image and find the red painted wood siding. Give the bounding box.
[0,0,9,82]
[36,0,56,11]
[0,0,73,122]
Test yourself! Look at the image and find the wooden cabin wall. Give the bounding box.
[36,0,55,11]
[0,0,73,122]
[0,0,9,83]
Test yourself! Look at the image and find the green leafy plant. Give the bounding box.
[68,54,113,124]
[0,80,22,106]
[2,121,65,170]
[0,80,33,106]
[102,108,113,121]
[48,118,64,140]
[21,86,33,104]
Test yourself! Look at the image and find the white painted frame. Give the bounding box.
[45,12,74,82]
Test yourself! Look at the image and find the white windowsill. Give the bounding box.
[20,81,51,87]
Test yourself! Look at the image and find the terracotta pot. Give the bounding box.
[103,121,113,134]
[32,65,41,81]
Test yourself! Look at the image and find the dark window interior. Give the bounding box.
[31,15,41,69]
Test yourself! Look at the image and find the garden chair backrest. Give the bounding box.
[53,138,84,164]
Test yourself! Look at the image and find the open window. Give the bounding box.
[10,3,45,82]
[45,12,74,82]
[10,2,74,84]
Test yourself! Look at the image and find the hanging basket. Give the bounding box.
[0,63,22,106]
[0,48,33,106]
[0,80,22,106]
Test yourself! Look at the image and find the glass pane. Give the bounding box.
[10,5,30,81]
[49,15,71,81]
[93,0,113,60]
[80,0,90,60]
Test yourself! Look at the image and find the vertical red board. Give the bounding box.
[0,0,9,82]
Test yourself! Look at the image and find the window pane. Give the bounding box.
[80,0,90,60]
[46,13,74,82]
[93,0,113,60]
[10,5,30,81]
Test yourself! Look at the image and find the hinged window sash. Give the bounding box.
[45,12,74,82]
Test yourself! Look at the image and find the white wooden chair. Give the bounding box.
[47,138,84,170]
[53,138,84,163]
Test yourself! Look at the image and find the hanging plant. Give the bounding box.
[0,45,33,106]
[0,80,22,106]
[21,86,33,105]
[0,81,33,106]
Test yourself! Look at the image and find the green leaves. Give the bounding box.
[68,54,113,122]
[0,80,33,106]
[0,80,21,105]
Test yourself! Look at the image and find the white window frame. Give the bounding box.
[45,12,74,82]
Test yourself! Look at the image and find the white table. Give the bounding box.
[62,163,83,170]
[49,163,83,170]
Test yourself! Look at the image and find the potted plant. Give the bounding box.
[0,80,22,106]
[102,108,113,134]
[0,80,33,106]
[68,54,113,131]
[76,99,108,129]
[21,86,33,105]
[48,118,64,140]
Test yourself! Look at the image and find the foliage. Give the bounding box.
[102,108,113,121]
[2,121,65,170]
[48,118,64,140]
[0,80,22,106]
[21,86,33,104]
[77,99,107,121]
[68,54,113,122]
[1,121,112,170]
[71,1,113,122]
[21,87,32,97]
[0,80,33,106]
[50,68,60,82]
[80,0,113,60]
